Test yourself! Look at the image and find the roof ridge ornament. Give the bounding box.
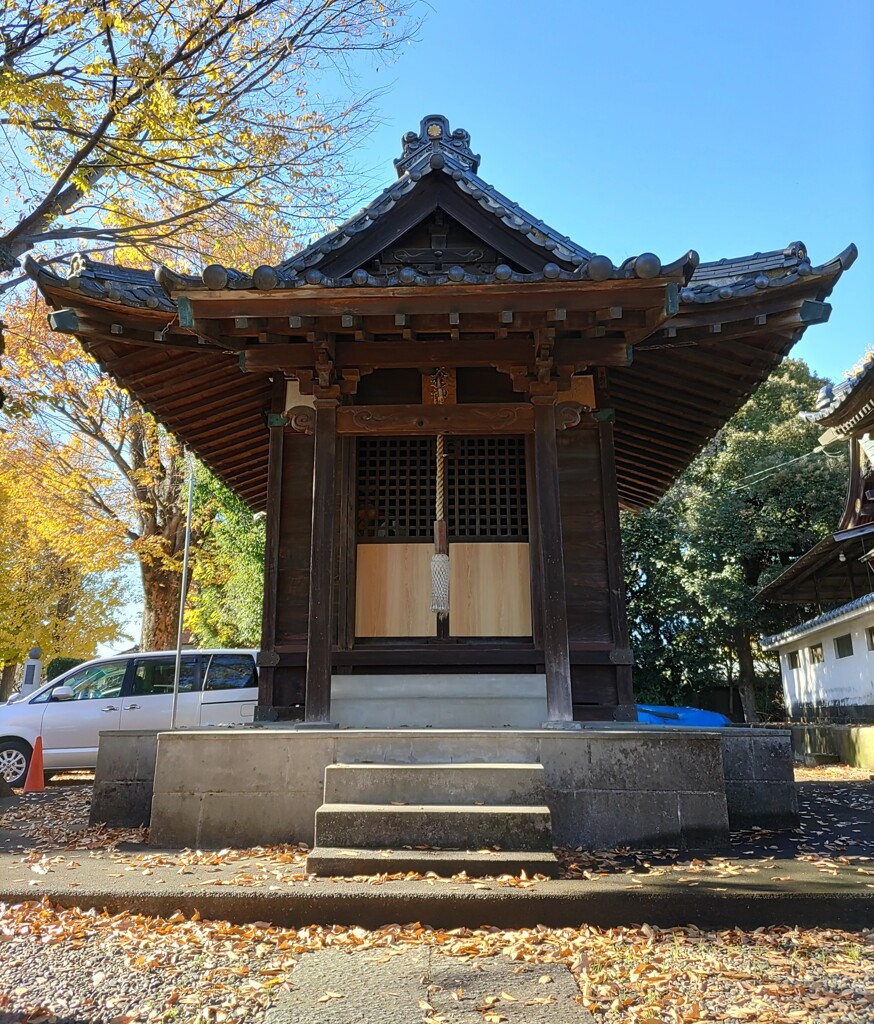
[394,115,481,177]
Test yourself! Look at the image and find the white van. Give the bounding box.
[0,650,258,787]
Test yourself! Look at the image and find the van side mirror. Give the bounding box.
[51,686,75,702]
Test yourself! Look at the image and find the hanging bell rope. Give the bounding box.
[430,369,450,616]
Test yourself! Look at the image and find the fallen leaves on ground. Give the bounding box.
[794,764,872,783]
[0,900,870,1024]
[0,785,147,850]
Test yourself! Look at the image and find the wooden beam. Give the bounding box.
[222,309,610,337]
[532,397,573,722]
[337,437,357,651]
[183,278,675,320]
[75,318,209,352]
[672,292,815,331]
[340,402,534,436]
[241,339,632,374]
[304,398,339,723]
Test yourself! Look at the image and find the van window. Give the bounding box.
[131,657,199,696]
[203,654,257,691]
[33,661,128,702]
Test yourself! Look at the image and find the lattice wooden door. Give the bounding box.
[354,436,532,638]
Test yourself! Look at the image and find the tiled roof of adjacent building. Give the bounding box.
[761,591,874,649]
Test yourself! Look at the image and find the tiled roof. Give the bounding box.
[799,354,874,427]
[761,591,874,649]
[274,114,596,278]
[152,115,697,293]
[24,115,855,312]
[24,252,174,312]
[680,241,857,305]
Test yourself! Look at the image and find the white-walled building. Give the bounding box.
[759,357,874,722]
[761,594,874,720]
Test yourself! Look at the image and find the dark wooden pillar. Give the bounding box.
[532,396,573,722]
[304,397,339,722]
[257,377,286,715]
[598,417,635,706]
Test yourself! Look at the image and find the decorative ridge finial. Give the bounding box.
[394,115,481,177]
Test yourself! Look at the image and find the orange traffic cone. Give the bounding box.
[23,736,45,793]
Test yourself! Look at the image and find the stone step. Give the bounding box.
[314,803,553,851]
[306,846,561,878]
[804,752,842,766]
[324,762,547,806]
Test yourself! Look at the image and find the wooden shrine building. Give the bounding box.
[26,115,856,726]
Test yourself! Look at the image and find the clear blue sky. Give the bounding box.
[333,0,873,384]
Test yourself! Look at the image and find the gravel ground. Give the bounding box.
[0,904,871,1024]
[1,766,872,1023]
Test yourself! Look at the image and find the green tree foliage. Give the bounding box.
[623,359,848,720]
[46,657,87,681]
[186,465,265,649]
[622,494,726,706]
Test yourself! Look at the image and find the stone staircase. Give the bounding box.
[306,762,560,877]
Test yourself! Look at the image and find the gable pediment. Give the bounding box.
[317,193,542,281]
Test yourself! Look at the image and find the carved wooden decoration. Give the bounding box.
[286,406,316,434]
[556,401,596,430]
[421,367,457,405]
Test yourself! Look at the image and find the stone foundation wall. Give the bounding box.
[91,726,800,851]
[720,728,798,829]
[789,724,874,769]
[146,728,732,851]
[90,730,159,828]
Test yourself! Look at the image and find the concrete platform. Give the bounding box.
[331,674,548,728]
[92,725,798,856]
[0,847,870,931]
[5,774,869,931]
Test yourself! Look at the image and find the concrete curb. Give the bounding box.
[2,870,871,932]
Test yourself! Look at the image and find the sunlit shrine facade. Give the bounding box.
[28,115,856,730]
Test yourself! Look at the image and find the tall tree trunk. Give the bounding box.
[734,625,761,723]
[0,663,19,702]
[140,561,184,650]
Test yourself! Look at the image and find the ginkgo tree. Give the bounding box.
[3,287,198,650]
[0,431,129,699]
[0,0,415,291]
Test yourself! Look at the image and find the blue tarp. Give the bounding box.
[635,704,731,727]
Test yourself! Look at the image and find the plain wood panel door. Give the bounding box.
[355,543,435,637]
[449,542,532,637]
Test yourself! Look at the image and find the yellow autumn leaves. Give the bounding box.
[1,1,415,280]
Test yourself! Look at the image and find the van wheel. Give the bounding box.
[0,740,31,788]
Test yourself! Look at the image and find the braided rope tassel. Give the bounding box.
[430,369,450,615]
